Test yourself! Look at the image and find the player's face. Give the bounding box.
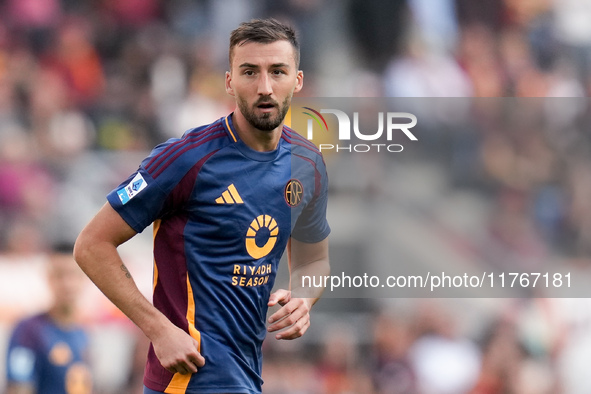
[226,40,303,132]
[48,254,85,309]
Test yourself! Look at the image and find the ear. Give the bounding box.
[293,70,304,94]
[225,71,234,96]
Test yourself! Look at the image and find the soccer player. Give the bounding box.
[74,18,330,394]
[5,244,92,394]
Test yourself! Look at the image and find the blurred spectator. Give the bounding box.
[383,39,473,97]
[100,0,162,29]
[315,324,373,394]
[0,130,56,252]
[174,47,236,134]
[471,316,523,393]
[408,302,481,394]
[46,17,105,107]
[481,187,548,273]
[456,0,505,31]
[552,0,591,92]
[4,244,92,394]
[347,0,407,73]
[565,157,591,257]
[261,340,320,394]
[371,312,417,394]
[1,0,63,55]
[383,18,472,97]
[456,24,505,97]
[407,0,459,55]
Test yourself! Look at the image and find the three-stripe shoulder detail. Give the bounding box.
[146,123,227,179]
[282,127,321,155]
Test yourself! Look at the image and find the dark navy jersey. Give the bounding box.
[107,114,330,393]
[6,313,92,394]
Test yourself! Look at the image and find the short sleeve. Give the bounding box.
[106,125,230,232]
[107,166,168,233]
[291,157,331,243]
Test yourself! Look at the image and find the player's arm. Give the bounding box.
[267,237,330,339]
[74,203,205,374]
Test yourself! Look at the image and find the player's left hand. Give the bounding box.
[267,289,312,340]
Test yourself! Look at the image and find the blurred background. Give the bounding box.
[1,0,591,393]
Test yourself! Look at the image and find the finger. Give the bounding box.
[171,364,190,375]
[268,298,309,326]
[268,309,298,330]
[268,298,300,324]
[268,289,290,307]
[267,306,306,333]
[165,366,177,374]
[189,352,205,368]
[189,340,206,367]
[165,356,200,375]
[184,360,198,374]
[268,300,311,333]
[277,318,310,340]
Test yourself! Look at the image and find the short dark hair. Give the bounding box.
[52,242,75,255]
[229,18,300,69]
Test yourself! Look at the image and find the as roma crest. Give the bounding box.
[284,179,303,207]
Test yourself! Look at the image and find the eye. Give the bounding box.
[243,69,255,76]
[272,69,286,76]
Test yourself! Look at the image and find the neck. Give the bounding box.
[48,304,76,327]
[232,111,282,152]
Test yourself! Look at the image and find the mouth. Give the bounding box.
[257,103,276,109]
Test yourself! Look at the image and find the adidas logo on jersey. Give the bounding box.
[216,184,244,204]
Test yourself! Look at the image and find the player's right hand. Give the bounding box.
[151,324,205,374]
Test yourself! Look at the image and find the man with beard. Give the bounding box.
[74,18,330,394]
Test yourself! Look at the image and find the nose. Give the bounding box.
[257,73,273,96]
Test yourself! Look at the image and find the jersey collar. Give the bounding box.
[223,113,283,162]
